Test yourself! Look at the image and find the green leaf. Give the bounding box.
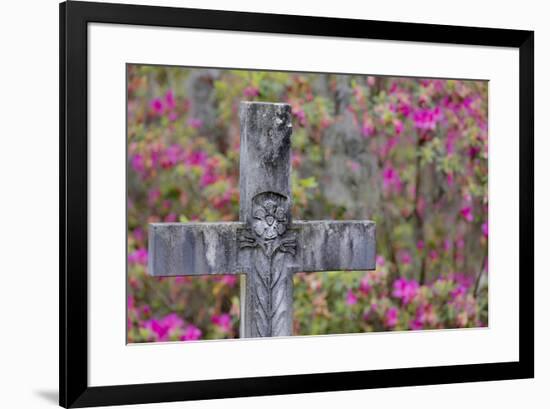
[299,177,318,189]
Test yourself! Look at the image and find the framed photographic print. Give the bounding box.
[60,1,534,407]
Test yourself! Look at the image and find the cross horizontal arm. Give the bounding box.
[148,222,245,277]
[292,220,376,272]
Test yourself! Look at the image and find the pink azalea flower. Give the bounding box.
[185,150,207,166]
[361,119,375,137]
[164,213,177,222]
[243,86,260,98]
[221,275,238,287]
[384,307,398,328]
[413,303,436,329]
[446,173,454,187]
[409,318,424,330]
[165,89,176,110]
[144,313,184,341]
[150,98,164,115]
[187,118,203,129]
[141,304,151,316]
[133,227,144,242]
[128,248,148,265]
[359,277,371,295]
[346,290,358,305]
[460,206,474,222]
[413,107,441,130]
[214,274,238,287]
[482,221,488,238]
[211,313,232,333]
[468,145,481,159]
[294,109,306,126]
[399,250,412,265]
[376,255,385,266]
[394,119,404,135]
[161,144,183,168]
[382,166,402,192]
[147,188,161,206]
[131,154,145,173]
[200,170,218,187]
[181,324,202,341]
[392,278,419,305]
[398,101,412,118]
[450,284,468,300]
[381,137,398,156]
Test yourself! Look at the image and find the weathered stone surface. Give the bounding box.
[148,222,245,276]
[238,102,292,224]
[292,220,376,272]
[238,102,295,338]
[148,101,376,339]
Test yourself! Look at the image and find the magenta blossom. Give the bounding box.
[128,248,148,265]
[221,275,238,287]
[243,86,260,98]
[294,109,306,126]
[211,313,232,333]
[150,98,164,115]
[385,307,398,328]
[200,169,218,187]
[346,290,358,305]
[165,89,176,110]
[144,313,184,341]
[214,275,238,287]
[359,277,371,295]
[392,278,419,304]
[164,213,178,222]
[460,206,474,222]
[413,107,441,130]
[409,318,424,330]
[361,118,375,137]
[131,154,145,173]
[382,166,402,192]
[398,250,412,265]
[394,119,404,135]
[187,118,203,129]
[185,150,208,166]
[450,284,468,300]
[181,324,202,341]
[482,221,488,238]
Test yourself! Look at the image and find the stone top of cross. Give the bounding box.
[148,101,376,338]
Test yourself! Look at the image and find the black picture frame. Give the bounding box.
[60,1,534,407]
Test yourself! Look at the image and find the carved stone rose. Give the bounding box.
[252,199,288,240]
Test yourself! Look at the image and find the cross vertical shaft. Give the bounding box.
[238,102,295,337]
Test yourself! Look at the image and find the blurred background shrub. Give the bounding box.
[127,65,488,342]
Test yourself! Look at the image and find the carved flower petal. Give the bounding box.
[275,207,286,220]
[253,222,267,236]
[253,207,266,220]
[264,200,276,215]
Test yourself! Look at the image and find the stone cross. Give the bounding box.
[148,102,376,338]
